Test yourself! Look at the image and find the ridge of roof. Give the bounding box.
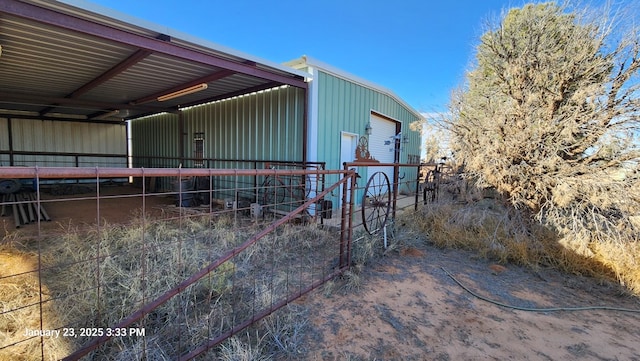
[286,55,423,121]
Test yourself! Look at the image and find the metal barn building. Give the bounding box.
[0,0,422,207]
[0,0,308,170]
[286,56,423,206]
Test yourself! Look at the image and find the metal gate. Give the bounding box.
[0,166,357,360]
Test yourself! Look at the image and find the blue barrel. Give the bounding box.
[175,178,194,207]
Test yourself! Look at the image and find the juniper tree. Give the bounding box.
[448,2,640,252]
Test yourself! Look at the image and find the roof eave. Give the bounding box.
[287,55,423,121]
[36,0,311,81]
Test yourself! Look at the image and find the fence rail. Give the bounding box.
[0,166,355,360]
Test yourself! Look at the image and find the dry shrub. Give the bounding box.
[217,335,269,361]
[1,213,336,359]
[1,216,228,359]
[410,195,640,292]
[21,216,241,358]
[350,232,380,266]
[444,2,640,293]
[590,241,640,295]
[0,250,71,361]
[402,199,615,279]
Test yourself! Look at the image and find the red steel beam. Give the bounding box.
[69,49,154,99]
[0,0,307,89]
[0,92,164,114]
[39,49,154,116]
[0,166,347,179]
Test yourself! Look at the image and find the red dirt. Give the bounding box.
[2,185,174,237]
[3,190,639,360]
[300,243,640,360]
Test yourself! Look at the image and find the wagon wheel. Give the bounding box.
[0,179,21,194]
[290,174,313,202]
[262,176,285,206]
[362,172,391,235]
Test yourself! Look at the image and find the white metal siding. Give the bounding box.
[10,118,126,167]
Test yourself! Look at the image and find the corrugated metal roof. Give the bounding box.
[286,55,422,121]
[0,0,308,122]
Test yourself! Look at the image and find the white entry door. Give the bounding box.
[339,132,358,206]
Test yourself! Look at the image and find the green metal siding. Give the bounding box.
[131,86,304,165]
[129,86,305,195]
[130,112,180,168]
[181,85,304,165]
[0,118,8,165]
[315,71,422,205]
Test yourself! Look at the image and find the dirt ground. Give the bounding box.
[4,189,640,360]
[298,242,640,360]
[1,184,179,237]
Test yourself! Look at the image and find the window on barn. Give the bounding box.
[194,132,204,167]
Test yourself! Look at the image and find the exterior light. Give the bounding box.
[157,83,208,101]
[365,121,372,135]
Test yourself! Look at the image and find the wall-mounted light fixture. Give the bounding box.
[157,83,208,102]
[364,121,372,136]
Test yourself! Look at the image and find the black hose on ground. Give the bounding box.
[442,267,640,314]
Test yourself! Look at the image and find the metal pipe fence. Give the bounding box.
[0,166,355,360]
[1,151,326,199]
[343,162,424,225]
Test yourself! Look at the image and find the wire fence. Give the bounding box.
[0,166,356,360]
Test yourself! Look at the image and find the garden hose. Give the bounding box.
[441,267,640,314]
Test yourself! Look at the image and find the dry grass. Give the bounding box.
[400,198,637,289]
[0,251,71,361]
[1,213,338,360]
[591,241,640,295]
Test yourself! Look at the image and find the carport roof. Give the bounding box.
[0,0,309,123]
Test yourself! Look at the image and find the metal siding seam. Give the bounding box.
[268,89,273,161]
[245,94,250,160]
[246,94,252,160]
[236,95,241,161]
[278,87,284,160]
[294,87,300,160]
[244,94,250,160]
[263,90,269,161]
[274,88,280,160]
[0,118,7,151]
[286,87,292,159]
[219,101,225,160]
[212,103,218,160]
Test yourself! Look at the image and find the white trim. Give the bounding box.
[340,131,360,138]
[370,109,401,126]
[339,131,359,207]
[55,0,310,79]
[339,131,359,167]
[286,56,424,121]
[307,66,320,163]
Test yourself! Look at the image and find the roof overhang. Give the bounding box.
[286,55,423,122]
[0,0,309,123]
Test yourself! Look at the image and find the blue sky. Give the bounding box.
[87,0,636,114]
